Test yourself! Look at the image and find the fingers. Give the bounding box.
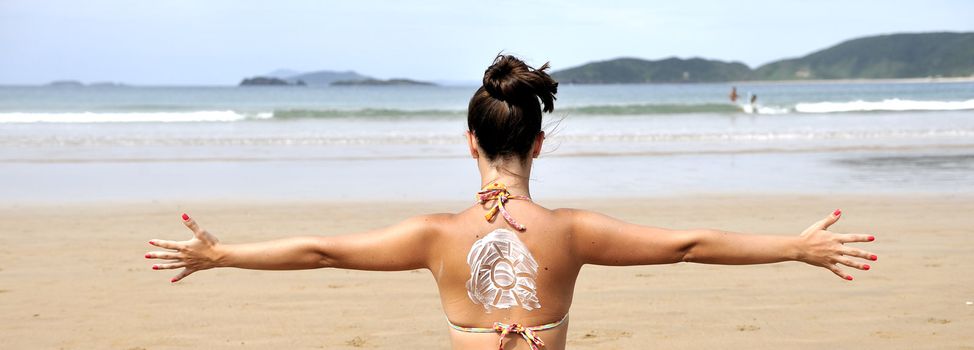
[820,209,842,230]
[148,239,184,251]
[170,268,196,283]
[144,251,182,260]
[835,256,871,271]
[182,213,205,238]
[151,262,186,270]
[825,264,854,281]
[837,233,876,244]
[840,246,878,261]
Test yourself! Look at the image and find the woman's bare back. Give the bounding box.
[428,201,579,349]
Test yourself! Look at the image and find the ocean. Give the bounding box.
[1,81,972,203]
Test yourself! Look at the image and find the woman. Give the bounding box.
[146,55,877,350]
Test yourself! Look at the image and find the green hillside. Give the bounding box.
[552,32,974,83]
[754,32,974,80]
[553,57,752,83]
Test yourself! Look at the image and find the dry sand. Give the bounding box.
[1,195,971,349]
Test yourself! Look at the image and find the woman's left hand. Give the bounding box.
[146,213,223,283]
[797,209,878,281]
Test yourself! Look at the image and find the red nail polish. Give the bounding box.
[868,236,875,241]
[171,278,177,283]
[833,209,841,216]
[182,213,190,221]
[845,275,853,281]
[145,254,151,259]
[863,264,870,270]
[148,240,154,245]
[152,265,159,270]
[870,255,878,261]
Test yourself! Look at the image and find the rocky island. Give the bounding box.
[330,78,435,86]
[239,77,307,86]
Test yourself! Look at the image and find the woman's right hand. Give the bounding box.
[796,209,878,281]
[146,213,223,283]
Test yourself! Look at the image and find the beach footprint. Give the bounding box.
[345,336,369,347]
[736,324,760,331]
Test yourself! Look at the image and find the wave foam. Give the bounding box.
[0,110,270,123]
[795,99,974,113]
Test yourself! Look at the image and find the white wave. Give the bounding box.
[740,104,791,115]
[0,110,265,123]
[795,99,974,113]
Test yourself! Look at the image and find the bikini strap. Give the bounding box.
[492,315,567,350]
[447,314,568,350]
[477,182,530,231]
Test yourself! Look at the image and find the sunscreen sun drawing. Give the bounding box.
[465,229,541,312]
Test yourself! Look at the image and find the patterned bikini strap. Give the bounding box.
[492,315,567,350]
[477,182,531,231]
[447,314,568,350]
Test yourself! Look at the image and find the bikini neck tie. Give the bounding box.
[477,182,530,231]
[493,322,545,350]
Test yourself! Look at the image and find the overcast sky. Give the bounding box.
[1,0,972,85]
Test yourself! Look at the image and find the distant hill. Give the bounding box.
[239,77,306,86]
[553,32,974,83]
[252,70,369,86]
[331,78,435,86]
[285,70,370,85]
[553,57,752,83]
[45,80,85,87]
[247,69,436,86]
[753,32,974,80]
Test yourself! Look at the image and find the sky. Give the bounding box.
[1,0,972,85]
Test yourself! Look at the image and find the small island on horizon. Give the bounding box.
[239,77,307,86]
[330,78,435,86]
[237,70,435,87]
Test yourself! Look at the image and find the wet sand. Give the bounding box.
[0,194,971,349]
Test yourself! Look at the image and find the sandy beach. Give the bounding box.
[1,194,971,349]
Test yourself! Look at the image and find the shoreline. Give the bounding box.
[732,76,974,85]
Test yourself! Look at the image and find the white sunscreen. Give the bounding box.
[465,228,541,312]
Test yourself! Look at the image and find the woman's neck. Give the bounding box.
[478,159,532,198]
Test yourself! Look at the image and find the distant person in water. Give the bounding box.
[729,86,739,103]
[147,55,878,350]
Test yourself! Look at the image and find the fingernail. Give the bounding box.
[182,213,190,221]
[148,240,154,245]
[868,235,875,242]
[870,255,878,261]
[152,265,159,270]
[144,254,151,259]
[170,278,177,283]
[845,275,853,281]
[833,209,842,216]
[863,264,871,270]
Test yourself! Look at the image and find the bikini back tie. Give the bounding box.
[494,322,545,350]
[477,182,530,231]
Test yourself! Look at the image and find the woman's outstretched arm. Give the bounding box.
[146,213,445,283]
[569,209,877,280]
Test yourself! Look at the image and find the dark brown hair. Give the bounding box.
[468,55,558,162]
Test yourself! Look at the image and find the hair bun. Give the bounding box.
[482,55,558,113]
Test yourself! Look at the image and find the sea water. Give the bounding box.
[1,81,972,202]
